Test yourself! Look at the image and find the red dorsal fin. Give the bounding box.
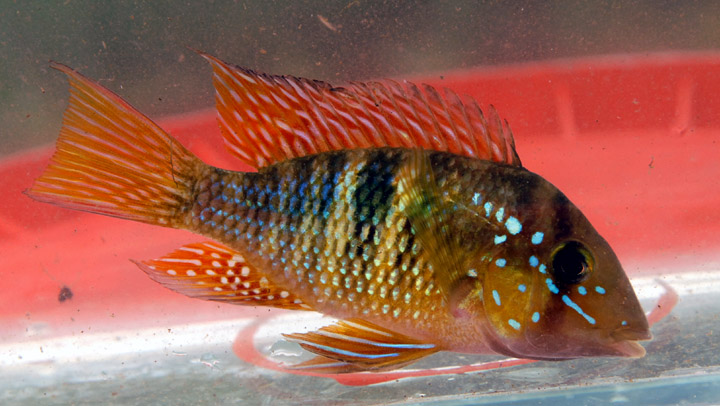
[283,319,438,373]
[200,52,521,169]
[133,241,311,311]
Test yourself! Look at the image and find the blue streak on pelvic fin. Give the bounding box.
[562,294,596,325]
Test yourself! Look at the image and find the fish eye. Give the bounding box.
[550,241,593,286]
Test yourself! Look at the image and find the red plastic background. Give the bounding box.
[2,52,719,340]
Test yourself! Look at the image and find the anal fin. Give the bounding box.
[133,241,311,311]
[284,319,437,373]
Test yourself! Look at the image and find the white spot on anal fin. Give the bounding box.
[159,258,202,266]
[211,261,222,268]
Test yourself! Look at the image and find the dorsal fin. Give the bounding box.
[200,52,521,169]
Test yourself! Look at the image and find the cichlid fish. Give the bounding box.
[28,53,650,373]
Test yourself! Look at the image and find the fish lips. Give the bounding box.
[607,326,653,358]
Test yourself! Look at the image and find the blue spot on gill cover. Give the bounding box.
[505,216,522,235]
[508,319,521,330]
[545,278,559,294]
[484,201,493,217]
[538,264,547,274]
[495,258,507,267]
[621,320,628,326]
[529,255,539,267]
[531,312,540,323]
[495,207,505,222]
[578,286,587,295]
[595,286,606,294]
[518,284,527,292]
[494,235,507,245]
[531,232,544,245]
[562,295,596,325]
[492,290,501,306]
[472,192,482,205]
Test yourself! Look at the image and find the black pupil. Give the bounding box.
[552,241,589,285]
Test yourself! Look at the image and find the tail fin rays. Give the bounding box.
[27,63,202,226]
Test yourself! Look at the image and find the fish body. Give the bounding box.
[28,54,650,372]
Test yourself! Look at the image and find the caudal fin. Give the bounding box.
[27,63,202,226]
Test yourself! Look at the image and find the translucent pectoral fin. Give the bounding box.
[283,319,438,373]
[133,241,311,311]
[395,149,481,302]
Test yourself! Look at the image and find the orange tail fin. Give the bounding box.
[27,63,202,226]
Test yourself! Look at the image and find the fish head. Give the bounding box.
[475,186,650,360]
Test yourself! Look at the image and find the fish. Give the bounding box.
[27,52,651,373]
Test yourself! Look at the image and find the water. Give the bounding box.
[2,2,720,405]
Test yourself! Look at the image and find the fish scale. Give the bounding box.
[187,149,457,338]
[27,55,651,373]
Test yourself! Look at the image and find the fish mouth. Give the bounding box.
[608,327,653,358]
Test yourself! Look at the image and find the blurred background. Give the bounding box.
[1,0,719,157]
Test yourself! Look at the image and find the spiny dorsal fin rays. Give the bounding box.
[284,319,437,373]
[133,241,311,311]
[200,52,521,169]
[395,149,471,304]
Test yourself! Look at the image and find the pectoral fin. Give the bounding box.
[283,319,437,373]
[133,241,311,311]
[395,149,478,302]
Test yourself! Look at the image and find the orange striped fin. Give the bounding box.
[134,241,311,310]
[284,319,437,373]
[26,63,202,226]
[200,52,521,169]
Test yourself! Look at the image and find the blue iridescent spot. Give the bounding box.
[494,235,507,245]
[495,207,505,222]
[595,286,606,295]
[562,295,596,325]
[545,278,559,294]
[531,232,544,245]
[508,319,521,330]
[492,290,501,306]
[518,284,527,292]
[472,192,482,205]
[529,255,539,267]
[495,258,507,268]
[621,320,628,326]
[484,201,493,217]
[531,312,540,323]
[538,264,547,274]
[578,286,587,295]
[505,216,522,235]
